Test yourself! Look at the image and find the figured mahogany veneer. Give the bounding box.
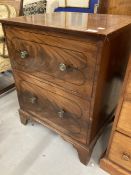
[1,13,131,165]
[8,33,97,100]
[15,71,89,144]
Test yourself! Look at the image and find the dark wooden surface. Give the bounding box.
[0,13,131,37]
[109,132,131,171]
[14,70,90,144]
[100,56,131,174]
[1,13,131,165]
[98,0,131,16]
[6,27,97,100]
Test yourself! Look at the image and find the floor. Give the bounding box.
[0,90,110,175]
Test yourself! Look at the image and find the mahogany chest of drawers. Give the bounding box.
[100,56,131,174]
[1,13,131,165]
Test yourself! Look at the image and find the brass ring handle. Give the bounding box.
[122,153,130,161]
[20,51,29,59]
[58,109,65,118]
[59,63,67,72]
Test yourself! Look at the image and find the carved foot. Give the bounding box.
[60,136,91,165]
[19,109,28,125]
[73,144,91,165]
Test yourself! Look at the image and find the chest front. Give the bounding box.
[2,13,131,165]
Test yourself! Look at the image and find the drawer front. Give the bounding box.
[5,27,98,53]
[6,28,97,100]
[118,71,131,136]
[117,101,131,136]
[15,71,90,144]
[109,132,131,172]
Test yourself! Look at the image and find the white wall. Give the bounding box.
[46,0,90,13]
[59,0,90,8]
[46,0,59,13]
[23,0,41,5]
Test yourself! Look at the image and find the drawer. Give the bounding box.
[8,37,97,99]
[117,101,131,136]
[5,26,98,53]
[15,72,90,144]
[108,132,131,172]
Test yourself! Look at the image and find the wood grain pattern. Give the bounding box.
[98,0,131,16]
[100,57,131,173]
[7,35,97,100]
[108,132,131,172]
[126,72,131,95]
[100,158,130,175]
[14,70,90,144]
[1,13,131,165]
[5,26,98,52]
[89,25,131,144]
[1,13,131,37]
[117,101,131,137]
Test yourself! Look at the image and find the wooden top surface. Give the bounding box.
[0,12,131,37]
